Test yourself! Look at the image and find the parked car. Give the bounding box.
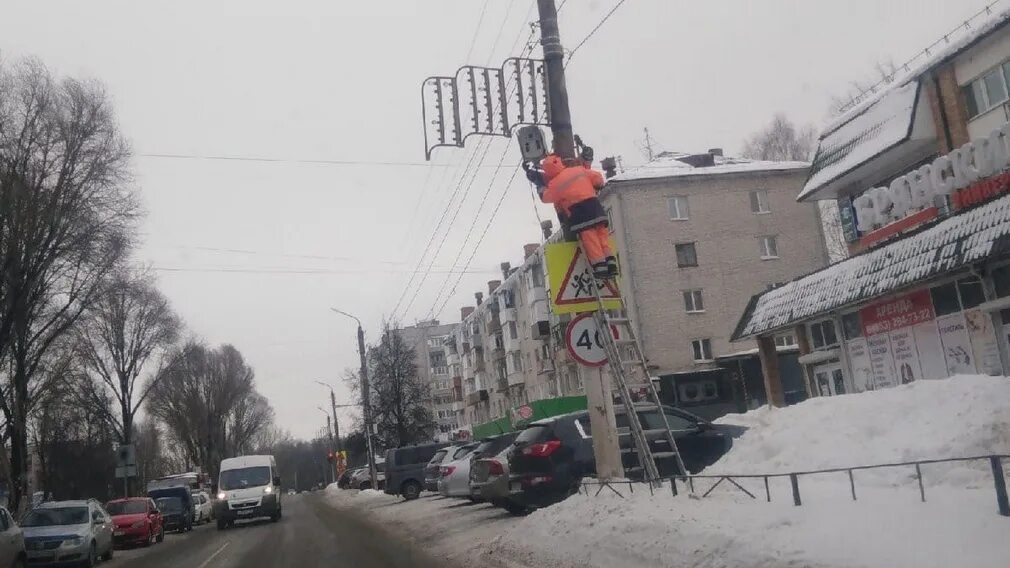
[191,492,213,524]
[147,485,194,532]
[154,497,188,534]
[350,459,385,490]
[441,434,520,499]
[215,455,283,529]
[0,507,25,568]
[384,442,452,500]
[21,499,114,566]
[336,467,356,489]
[425,443,475,493]
[436,443,480,498]
[506,404,742,512]
[469,433,524,510]
[106,497,164,548]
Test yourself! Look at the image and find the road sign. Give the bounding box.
[115,444,135,468]
[545,241,622,314]
[565,313,620,367]
[115,466,137,479]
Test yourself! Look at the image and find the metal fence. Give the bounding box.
[578,454,1010,517]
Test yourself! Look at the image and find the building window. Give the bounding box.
[667,196,689,220]
[683,289,704,313]
[675,242,698,267]
[841,312,862,340]
[511,351,522,373]
[759,236,779,259]
[957,277,985,309]
[964,61,1010,119]
[774,334,796,347]
[809,320,838,350]
[749,189,770,213]
[691,338,713,362]
[507,321,518,340]
[930,282,961,316]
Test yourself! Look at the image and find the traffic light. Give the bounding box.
[326,451,334,463]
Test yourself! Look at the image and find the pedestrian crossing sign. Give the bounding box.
[545,240,622,315]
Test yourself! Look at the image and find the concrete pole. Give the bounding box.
[537,0,575,161]
[329,390,342,454]
[325,415,336,484]
[358,325,378,491]
[584,367,624,480]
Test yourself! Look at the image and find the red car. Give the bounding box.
[105,497,164,548]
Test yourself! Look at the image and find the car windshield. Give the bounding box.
[429,449,447,464]
[21,507,88,527]
[105,501,147,515]
[155,498,182,512]
[219,466,271,490]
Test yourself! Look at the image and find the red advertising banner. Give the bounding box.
[860,289,935,336]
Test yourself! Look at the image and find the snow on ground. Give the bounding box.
[329,376,1010,567]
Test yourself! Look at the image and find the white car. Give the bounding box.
[437,445,478,498]
[191,491,213,524]
[350,459,386,490]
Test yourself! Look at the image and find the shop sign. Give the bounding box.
[859,289,935,336]
[937,313,976,376]
[853,121,1010,245]
[866,334,897,389]
[965,309,1002,375]
[845,338,872,392]
[889,327,923,384]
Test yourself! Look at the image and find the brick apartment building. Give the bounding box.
[734,9,1010,402]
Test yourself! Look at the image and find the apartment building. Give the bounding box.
[601,150,829,415]
[734,9,1010,403]
[394,320,458,437]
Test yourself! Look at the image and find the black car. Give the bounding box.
[384,442,452,500]
[506,404,743,511]
[154,497,188,533]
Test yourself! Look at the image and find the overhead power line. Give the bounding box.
[146,266,499,275]
[566,0,629,64]
[136,153,505,169]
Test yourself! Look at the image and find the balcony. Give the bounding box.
[507,372,525,387]
[465,389,489,406]
[430,366,448,377]
[496,376,509,393]
[447,352,461,366]
[500,307,517,323]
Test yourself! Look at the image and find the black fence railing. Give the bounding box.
[578,454,1010,517]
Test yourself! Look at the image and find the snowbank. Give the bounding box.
[708,374,1010,488]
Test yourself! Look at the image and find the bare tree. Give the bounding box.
[0,58,137,512]
[829,58,899,116]
[368,323,435,448]
[134,420,169,488]
[146,342,272,480]
[75,271,179,456]
[741,113,817,162]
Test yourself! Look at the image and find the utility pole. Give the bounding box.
[325,415,336,484]
[329,390,342,454]
[536,0,623,480]
[358,324,377,490]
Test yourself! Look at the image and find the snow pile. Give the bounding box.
[611,151,806,182]
[709,375,1010,487]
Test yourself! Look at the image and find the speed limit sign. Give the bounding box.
[565,313,620,368]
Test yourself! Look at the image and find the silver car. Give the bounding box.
[0,507,25,568]
[21,499,113,566]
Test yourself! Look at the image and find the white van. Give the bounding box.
[214,455,282,529]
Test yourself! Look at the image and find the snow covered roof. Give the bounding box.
[609,152,807,183]
[799,81,922,201]
[732,193,1010,340]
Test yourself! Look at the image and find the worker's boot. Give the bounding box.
[606,256,619,277]
[592,262,611,280]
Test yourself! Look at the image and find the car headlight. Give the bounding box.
[131,521,146,529]
[263,486,273,494]
[217,491,227,500]
[61,537,84,548]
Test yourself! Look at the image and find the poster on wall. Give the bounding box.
[860,289,936,336]
[890,327,924,385]
[965,309,1002,375]
[866,334,897,390]
[845,338,873,392]
[937,312,976,376]
[913,321,947,380]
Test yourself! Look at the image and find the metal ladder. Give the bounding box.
[590,274,687,487]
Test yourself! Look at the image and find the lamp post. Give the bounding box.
[317,407,336,484]
[315,381,343,454]
[329,307,377,490]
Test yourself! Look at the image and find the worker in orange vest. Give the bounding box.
[538,154,616,279]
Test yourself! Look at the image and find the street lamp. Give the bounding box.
[315,381,344,454]
[329,307,377,491]
[316,408,335,485]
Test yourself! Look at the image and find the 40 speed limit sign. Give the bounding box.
[565,313,620,368]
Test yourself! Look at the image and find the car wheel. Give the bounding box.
[400,480,421,500]
[143,528,153,547]
[217,519,227,530]
[84,542,97,568]
[502,500,531,516]
[157,526,165,543]
[358,481,370,491]
[101,543,113,561]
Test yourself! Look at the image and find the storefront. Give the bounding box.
[733,119,1010,399]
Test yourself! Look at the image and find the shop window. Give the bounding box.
[841,312,862,340]
[667,196,689,220]
[957,277,985,309]
[930,282,961,316]
[809,320,838,350]
[691,338,713,362]
[676,243,698,267]
[774,334,796,347]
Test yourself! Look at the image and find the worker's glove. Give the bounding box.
[580,144,594,165]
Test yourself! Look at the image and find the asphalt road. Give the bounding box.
[109,492,448,568]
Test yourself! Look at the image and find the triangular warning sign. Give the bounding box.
[555,247,620,305]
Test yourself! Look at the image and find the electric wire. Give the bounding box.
[566,0,628,65]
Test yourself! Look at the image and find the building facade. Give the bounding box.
[601,151,829,413]
[734,10,1010,402]
[394,320,458,438]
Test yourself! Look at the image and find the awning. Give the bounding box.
[798,80,936,201]
[732,192,1010,340]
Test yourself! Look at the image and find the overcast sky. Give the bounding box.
[0,0,988,440]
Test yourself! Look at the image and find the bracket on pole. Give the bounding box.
[421,57,551,160]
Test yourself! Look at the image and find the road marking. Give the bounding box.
[196,541,230,568]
